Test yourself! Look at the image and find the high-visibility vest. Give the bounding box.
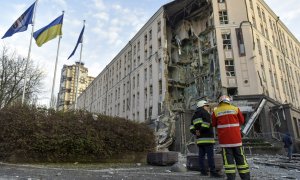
[212,103,244,147]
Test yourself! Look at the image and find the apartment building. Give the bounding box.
[77,0,300,151]
[57,62,94,111]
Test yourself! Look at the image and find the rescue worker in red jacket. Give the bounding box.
[190,100,222,178]
[212,95,250,180]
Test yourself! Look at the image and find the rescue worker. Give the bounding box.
[282,133,293,161]
[212,95,250,180]
[190,100,223,178]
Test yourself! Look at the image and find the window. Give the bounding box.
[149,29,152,40]
[252,16,256,28]
[133,76,135,89]
[225,60,235,76]
[262,11,266,22]
[222,33,232,49]
[144,68,147,81]
[269,49,274,64]
[159,80,162,95]
[257,38,262,55]
[137,92,140,106]
[149,65,152,80]
[265,46,270,61]
[137,41,140,51]
[270,70,274,87]
[219,11,228,24]
[150,85,153,97]
[218,0,225,2]
[137,73,140,87]
[257,6,261,18]
[260,24,264,36]
[158,58,162,73]
[274,73,279,89]
[157,20,161,32]
[158,38,162,48]
[144,34,147,45]
[133,45,136,55]
[265,28,269,40]
[249,0,253,9]
[149,45,153,56]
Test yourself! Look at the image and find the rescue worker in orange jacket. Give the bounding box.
[190,100,222,178]
[212,95,250,180]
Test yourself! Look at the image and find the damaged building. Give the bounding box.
[77,0,300,153]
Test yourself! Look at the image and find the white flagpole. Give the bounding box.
[50,11,64,109]
[74,20,85,110]
[22,0,39,104]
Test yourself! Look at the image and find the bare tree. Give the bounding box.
[0,45,45,108]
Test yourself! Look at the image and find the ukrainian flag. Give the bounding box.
[33,14,64,47]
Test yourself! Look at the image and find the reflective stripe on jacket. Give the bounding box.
[212,102,244,147]
[190,107,215,145]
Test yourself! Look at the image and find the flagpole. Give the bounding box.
[50,11,64,109]
[22,0,39,104]
[74,20,85,110]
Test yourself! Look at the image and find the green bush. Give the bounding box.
[0,104,156,163]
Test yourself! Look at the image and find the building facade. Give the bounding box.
[77,0,300,151]
[57,62,94,111]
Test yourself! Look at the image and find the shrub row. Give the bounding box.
[0,104,156,163]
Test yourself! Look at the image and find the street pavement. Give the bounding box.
[0,155,299,180]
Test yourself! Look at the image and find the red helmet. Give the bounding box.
[218,95,231,104]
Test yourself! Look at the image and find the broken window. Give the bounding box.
[225,60,235,76]
[222,33,232,49]
[219,11,228,24]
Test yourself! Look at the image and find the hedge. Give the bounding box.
[0,104,156,163]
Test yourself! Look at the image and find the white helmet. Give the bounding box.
[197,100,208,108]
[218,95,231,104]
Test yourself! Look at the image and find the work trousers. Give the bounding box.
[198,144,216,173]
[221,146,250,180]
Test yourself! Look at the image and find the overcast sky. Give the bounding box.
[0,0,299,107]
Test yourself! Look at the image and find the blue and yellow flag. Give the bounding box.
[33,14,64,47]
[2,1,36,39]
[68,25,85,60]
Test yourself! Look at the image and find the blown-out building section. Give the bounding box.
[57,62,94,111]
[77,0,300,152]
